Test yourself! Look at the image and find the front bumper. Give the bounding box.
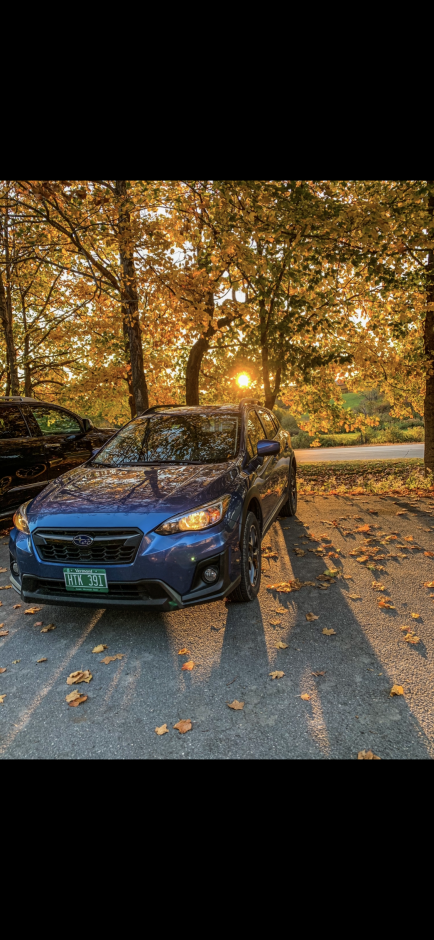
[9,547,240,611]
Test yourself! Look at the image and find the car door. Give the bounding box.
[245,409,277,524]
[265,412,291,500]
[0,405,47,517]
[256,408,284,516]
[23,405,92,482]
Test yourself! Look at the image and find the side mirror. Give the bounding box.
[257,439,280,457]
[82,418,94,432]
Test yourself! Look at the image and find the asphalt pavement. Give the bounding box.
[1,492,434,759]
[295,443,424,462]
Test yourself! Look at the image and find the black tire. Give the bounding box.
[279,462,297,517]
[228,511,261,603]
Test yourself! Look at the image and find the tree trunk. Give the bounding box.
[122,317,136,418]
[424,181,434,474]
[0,270,19,394]
[115,181,148,415]
[185,292,215,405]
[21,299,32,397]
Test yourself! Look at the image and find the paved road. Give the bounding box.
[295,443,424,463]
[1,493,434,759]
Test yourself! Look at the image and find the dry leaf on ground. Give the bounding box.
[0,567,7,573]
[66,670,93,684]
[378,600,395,609]
[178,648,190,655]
[294,548,305,556]
[423,581,434,588]
[34,622,43,627]
[322,628,336,636]
[173,720,192,734]
[36,657,47,663]
[181,660,195,671]
[269,619,282,626]
[300,693,311,701]
[92,644,107,653]
[155,724,169,735]
[0,586,12,591]
[227,700,244,710]
[12,659,20,663]
[66,690,87,707]
[13,604,21,608]
[424,551,434,557]
[312,671,325,676]
[358,750,381,759]
[348,594,362,600]
[411,612,420,619]
[390,685,404,696]
[0,630,8,637]
[100,654,124,664]
[357,556,369,563]
[324,569,339,577]
[306,612,319,621]
[0,667,6,674]
[372,581,385,591]
[405,633,420,644]
[355,524,371,533]
[275,641,288,649]
[404,536,414,542]
[269,670,285,679]
[41,624,56,633]
[0,694,6,704]
[24,607,41,614]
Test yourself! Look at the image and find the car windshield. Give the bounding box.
[93,413,241,466]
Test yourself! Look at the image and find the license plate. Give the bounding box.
[63,568,108,593]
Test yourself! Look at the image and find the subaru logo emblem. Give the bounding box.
[73,535,93,547]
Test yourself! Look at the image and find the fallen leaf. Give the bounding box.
[173,720,192,734]
[155,724,169,735]
[357,750,381,759]
[0,585,12,591]
[34,622,43,627]
[181,660,195,671]
[66,690,88,707]
[312,671,325,676]
[424,551,434,557]
[178,648,190,655]
[300,693,311,701]
[396,510,407,515]
[404,536,414,542]
[269,670,285,679]
[322,628,336,636]
[357,556,369,564]
[0,667,6,673]
[378,600,395,609]
[274,607,286,614]
[13,604,21,608]
[405,633,420,644]
[269,618,282,627]
[372,581,385,591]
[36,657,47,663]
[423,581,434,588]
[324,569,339,577]
[66,670,93,684]
[12,659,20,663]
[275,641,288,649]
[24,607,42,614]
[348,594,362,600]
[226,700,244,710]
[0,630,8,637]
[92,644,107,653]
[0,567,7,573]
[317,574,331,582]
[294,548,305,556]
[390,685,404,696]
[41,624,56,633]
[0,694,6,704]
[306,612,319,621]
[100,655,124,664]
[355,524,371,533]
[411,612,420,619]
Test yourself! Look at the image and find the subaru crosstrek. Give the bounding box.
[9,401,297,611]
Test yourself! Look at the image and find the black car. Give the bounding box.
[0,396,116,521]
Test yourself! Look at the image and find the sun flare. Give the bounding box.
[236,373,250,388]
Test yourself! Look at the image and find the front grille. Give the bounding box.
[22,575,169,601]
[33,528,143,565]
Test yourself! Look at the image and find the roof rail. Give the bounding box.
[139,404,187,415]
[239,398,262,407]
[0,395,43,403]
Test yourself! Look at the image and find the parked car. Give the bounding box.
[0,396,116,520]
[9,400,297,610]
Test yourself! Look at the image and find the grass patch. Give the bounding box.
[297,459,434,497]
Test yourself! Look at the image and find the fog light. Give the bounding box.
[12,562,18,574]
[203,566,218,584]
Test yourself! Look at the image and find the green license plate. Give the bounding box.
[64,568,108,593]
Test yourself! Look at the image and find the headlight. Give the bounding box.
[13,500,32,535]
[155,495,231,535]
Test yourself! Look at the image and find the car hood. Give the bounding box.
[28,462,238,526]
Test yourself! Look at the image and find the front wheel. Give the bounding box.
[227,511,261,603]
[279,463,297,517]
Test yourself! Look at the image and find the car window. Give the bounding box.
[257,409,277,440]
[29,407,81,436]
[0,406,29,439]
[246,410,266,459]
[94,413,241,466]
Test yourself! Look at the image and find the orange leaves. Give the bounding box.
[424,551,434,558]
[36,657,47,663]
[0,630,8,637]
[100,655,124,664]
[300,693,311,701]
[357,750,381,760]
[66,691,88,707]
[0,667,6,674]
[0,694,7,704]
[390,685,404,696]
[226,700,244,710]
[41,623,56,633]
[371,581,385,591]
[423,581,434,588]
[306,612,319,621]
[181,661,195,672]
[275,641,288,649]
[404,633,420,644]
[269,619,282,626]
[322,628,336,636]
[378,599,395,609]
[155,724,169,735]
[173,720,192,734]
[269,671,285,680]
[178,648,190,656]
[312,671,325,677]
[410,612,420,619]
[92,644,107,653]
[355,524,370,533]
[24,607,42,614]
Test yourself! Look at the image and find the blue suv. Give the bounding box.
[9,400,297,611]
